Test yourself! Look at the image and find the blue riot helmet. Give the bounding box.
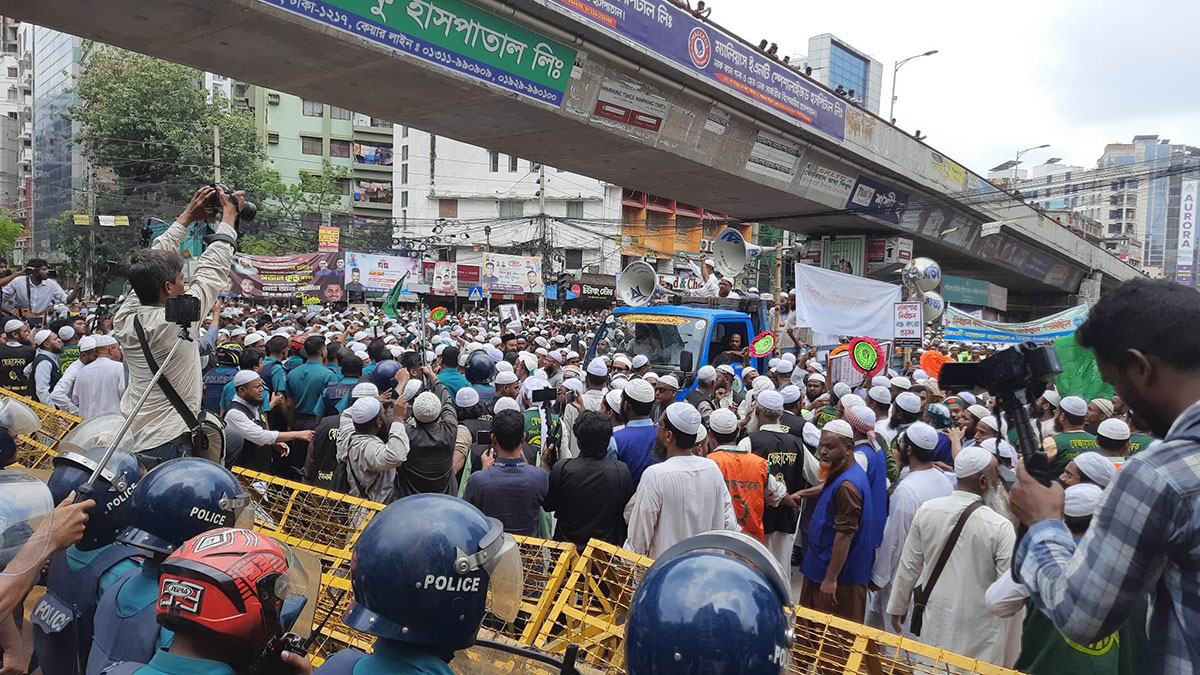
[47,446,141,550]
[117,457,253,557]
[0,469,55,577]
[344,494,523,648]
[626,531,794,675]
[368,359,402,391]
[0,398,40,467]
[465,349,494,384]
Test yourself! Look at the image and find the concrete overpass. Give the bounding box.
[1,0,1140,307]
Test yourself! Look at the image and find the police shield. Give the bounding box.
[0,469,56,577]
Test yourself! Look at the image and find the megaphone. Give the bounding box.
[922,291,945,322]
[711,228,765,278]
[617,261,674,307]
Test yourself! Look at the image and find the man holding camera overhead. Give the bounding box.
[114,186,240,467]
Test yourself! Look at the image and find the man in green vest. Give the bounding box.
[1126,411,1157,456]
[1044,395,1098,475]
[56,325,81,372]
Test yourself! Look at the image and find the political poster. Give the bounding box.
[228,252,343,304]
[432,262,458,295]
[343,252,422,294]
[318,225,340,253]
[482,253,543,294]
[822,236,866,277]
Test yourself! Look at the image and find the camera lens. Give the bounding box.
[239,200,257,222]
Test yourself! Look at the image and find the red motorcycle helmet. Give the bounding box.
[157,528,307,658]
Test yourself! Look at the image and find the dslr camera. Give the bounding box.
[201,184,256,248]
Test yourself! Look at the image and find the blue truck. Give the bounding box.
[586,299,773,398]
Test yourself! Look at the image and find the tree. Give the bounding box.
[0,210,26,260]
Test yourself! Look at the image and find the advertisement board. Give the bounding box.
[229,252,343,304]
[343,252,422,294]
[1177,179,1197,286]
[822,236,866,277]
[432,261,458,295]
[318,225,340,253]
[482,253,544,294]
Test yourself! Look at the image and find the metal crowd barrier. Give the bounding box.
[6,389,1021,674]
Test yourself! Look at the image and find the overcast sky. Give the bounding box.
[714,0,1200,175]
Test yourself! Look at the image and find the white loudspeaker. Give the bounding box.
[908,257,942,293]
[922,291,945,322]
[711,228,764,278]
[617,261,671,306]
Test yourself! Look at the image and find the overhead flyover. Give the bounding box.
[2,0,1140,304]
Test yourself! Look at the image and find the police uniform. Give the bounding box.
[97,650,234,675]
[88,565,173,675]
[316,375,358,417]
[201,365,237,414]
[317,639,453,675]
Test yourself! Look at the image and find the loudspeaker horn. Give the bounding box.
[617,261,672,307]
[711,227,765,278]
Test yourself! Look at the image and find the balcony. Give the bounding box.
[353,142,393,173]
[18,148,30,166]
[17,121,29,140]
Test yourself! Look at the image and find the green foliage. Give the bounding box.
[0,210,26,256]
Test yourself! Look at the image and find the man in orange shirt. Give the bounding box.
[706,407,791,543]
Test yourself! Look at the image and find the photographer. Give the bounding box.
[0,258,83,328]
[113,186,240,466]
[1010,278,1200,671]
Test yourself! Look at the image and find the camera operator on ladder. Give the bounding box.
[114,186,241,468]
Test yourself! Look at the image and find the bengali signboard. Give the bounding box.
[549,0,845,140]
[893,302,922,348]
[482,253,544,294]
[1176,179,1197,286]
[317,225,340,252]
[944,305,1088,344]
[229,252,344,305]
[262,0,578,106]
[343,251,422,293]
[846,175,909,225]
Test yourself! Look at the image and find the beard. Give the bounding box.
[652,439,667,462]
[983,483,1009,515]
[818,460,831,481]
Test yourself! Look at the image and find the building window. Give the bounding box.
[5,67,14,78]
[566,201,584,218]
[564,248,583,269]
[329,139,352,158]
[301,135,322,155]
[401,163,408,184]
[302,99,324,117]
[371,117,391,128]
[499,201,524,218]
[401,191,409,208]
[402,126,409,138]
[335,178,352,197]
[401,146,408,162]
[330,105,352,120]
[439,199,459,218]
[266,131,280,144]
[1127,180,1138,189]
[508,155,518,172]
[489,151,499,172]
[828,42,869,102]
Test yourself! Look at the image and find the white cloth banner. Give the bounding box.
[793,263,902,339]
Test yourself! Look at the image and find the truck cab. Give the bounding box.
[586,299,770,399]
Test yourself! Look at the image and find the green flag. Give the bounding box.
[1052,332,1114,402]
[381,273,407,318]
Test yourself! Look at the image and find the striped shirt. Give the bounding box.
[1015,398,1200,673]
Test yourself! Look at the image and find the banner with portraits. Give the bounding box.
[481,253,543,294]
[229,252,344,304]
[343,252,422,294]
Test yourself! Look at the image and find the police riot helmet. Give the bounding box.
[215,342,243,368]
[368,359,401,390]
[117,457,253,556]
[465,350,494,385]
[344,494,523,649]
[47,446,140,550]
[626,531,794,674]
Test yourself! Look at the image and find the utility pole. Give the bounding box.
[484,224,492,313]
[537,164,546,316]
[86,167,96,299]
[213,124,222,183]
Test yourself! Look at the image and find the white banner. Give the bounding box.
[793,263,902,339]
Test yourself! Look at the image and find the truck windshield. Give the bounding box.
[602,313,707,373]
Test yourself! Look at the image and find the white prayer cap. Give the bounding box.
[808,373,826,384]
[493,397,520,413]
[697,365,717,382]
[958,391,978,405]
[611,377,628,390]
[757,390,784,412]
[782,352,797,364]
[896,391,922,414]
[716,364,737,379]
[904,422,939,451]
[832,382,852,399]
[703,258,715,268]
[868,386,892,405]
[822,419,854,439]
[839,394,865,410]
[1060,396,1088,417]
[604,388,623,412]
[1064,483,1104,518]
[32,329,52,346]
[562,378,584,395]
[233,370,261,387]
[244,332,266,348]
[1073,451,1115,488]
[94,335,117,347]
[535,337,550,349]
[871,375,891,388]
[890,376,912,389]
[802,422,821,448]
[624,378,655,404]
[351,382,379,399]
[979,438,1017,465]
[709,408,739,435]
[631,354,649,369]
[779,385,802,405]
[977,413,1006,434]
[1097,418,1130,441]
[752,377,774,393]
[613,354,633,368]
[402,379,423,401]
[349,397,382,424]
[57,326,75,341]
[434,344,447,357]
[776,360,794,374]
[845,405,876,434]
[78,336,97,352]
[517,352,537,372]
[494,371,519,386]
[585,357,608,377]
[488,346,505,363]
[489,337,502,347]
[912,369,929,383]
[388,346,404,358]
[954,446,994,479]
[413,392,442,423]
[567,350,580,361]
[695,425,707,445]
[769,358,780,370]
[3,319,23,333]
[1090,398,1115,417]
[455,387,480,408]
[643,372,660,383]
[549,349,565,363]
[967,404,991,420]
[229,327,247,337]
[664,402,702,435]
[658,374,680,390]
[1042,390,1061,408]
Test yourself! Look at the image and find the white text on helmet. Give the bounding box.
[188,507,229,525]
[421,574,482,593]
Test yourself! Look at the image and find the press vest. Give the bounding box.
[815,405,838,429]
[27,352,61,399]
[747,429,810,535]
[800,463,874,585]
[59,343,81,372]
[201,366,237,414]
[309,415,343,490]
[32,544,140,675]
[707,449,769,542]
[856,442,888,548]
[226,401,271,472]
[0,342,34,388]
[87,570,162,675]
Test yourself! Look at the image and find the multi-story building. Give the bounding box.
[31,26,84,258]
[0,17,32,262]
[12,21,32,259]
[793,34,883,114]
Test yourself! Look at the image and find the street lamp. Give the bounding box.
[889,50,938,124]
[1013,144,1051,181]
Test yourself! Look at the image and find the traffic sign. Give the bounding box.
[468,286,484,301]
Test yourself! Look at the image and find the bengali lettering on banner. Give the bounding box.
[1176,179,1197,286]
[229,252,344,305]
[944,305,1088,344]
[482,253,544,294]
[260,0,578,106]
[432,261,458,295]
[792,263,901,339]
[317,225,340,253]
[547,0,845,140]
[344,252,422,294]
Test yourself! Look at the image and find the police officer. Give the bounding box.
[88,458,253,675]
[32,446,142,675]
[464,350,496,406]
[315,494,523,675]
[315,352,362,417]
[201,342,241,415]
[98,528,313,675]
[625,531,794,674]
[306,382,378,489]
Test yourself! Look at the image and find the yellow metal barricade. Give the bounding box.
[2,387,81,470]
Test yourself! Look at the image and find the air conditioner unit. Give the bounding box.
[267,93,280,105]
[266,132,280,145]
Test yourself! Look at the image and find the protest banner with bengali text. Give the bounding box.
[228,252,343,305]
[792,263,901,339]
[944,305,1088,344]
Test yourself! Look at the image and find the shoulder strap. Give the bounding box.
[134,316,200,429]
[916,500,983,604]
